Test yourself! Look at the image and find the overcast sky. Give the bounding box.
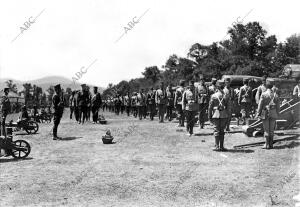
[0,0,299,87]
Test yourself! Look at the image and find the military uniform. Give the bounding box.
[0,88,11,136]
[238,80,253,124]
[223,80,235,131]
[147,89,156,120]
[182,82,198,135]
[69,92,75,119]
[52,84,64,139]
[166,86,174,121]
[124,94,131,116]
[91,87,102,123]
[208,82,231,151]
[196,82,209,129]
[77,85,90,124]
[256,87,280,149]
[155,87,167,123]
[174,83,185,127]
[255,84,267,104]
[131,93,138,118]
[137,91,146,120]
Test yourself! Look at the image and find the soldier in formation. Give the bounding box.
[196,75,209,129]
[0,88,11,136]
[155,82,167,123]
[208,80,231,151]
[91,86,102,124]
[174,80,185,127]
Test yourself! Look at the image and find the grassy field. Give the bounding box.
[0,110,299,207]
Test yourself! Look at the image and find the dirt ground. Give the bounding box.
[0,110,299,207]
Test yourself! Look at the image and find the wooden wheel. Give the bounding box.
[11,140,31,159]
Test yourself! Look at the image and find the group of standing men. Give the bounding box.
[69,84,102,124]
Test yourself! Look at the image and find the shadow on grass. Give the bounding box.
[0,157,33,163]
[224,149,254,153]
[59,136,83,141]
[15,133,39,136]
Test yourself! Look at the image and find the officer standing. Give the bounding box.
[91,86,102,124]
[182,81,198,136]
[0,88,11,136]
[238,78,253,125]
[255,75,267,104]
[155,82,167,123]
[174,80,185,127]
[137,89,146,120]
[78,84,89,124]
[256,80,280,149]
[223,78,235,131]
[69,91,76,120]
[196,75,209,129]
[52,84,64,140]
[208,80,231,151]
[124,92,131,116]
[131,92,138,118]
[147,88,156,120]
[166,84,174,121]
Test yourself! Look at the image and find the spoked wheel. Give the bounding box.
[25,120,39,134]
[11,140,31,159]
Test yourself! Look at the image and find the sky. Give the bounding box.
[0,0,299,87]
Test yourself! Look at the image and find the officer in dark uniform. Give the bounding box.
[131,92,138,117]
[174,80,185,127]
[137,89,146,120]
[182,81,198,136]
[0,88,11,136]
[69,91,76,120]
[52,84,64,140]
[208,80,231,151]
[91,86,102,123]
[78,84,89,124]
[147,88,156,121]
[196,75,209,129]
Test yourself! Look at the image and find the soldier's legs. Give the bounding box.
[52,115,61,139]
[269,118,276,149]
[225,115,231,131]
[219,118,228,151]
[199,104,207,129]
[70,107,74,119]
[212,118,221,151]
[262,119,270,149]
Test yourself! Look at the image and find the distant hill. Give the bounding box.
[0,76,105,93]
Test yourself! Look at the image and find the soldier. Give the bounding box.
[238,78,253,125]
[208,78,217,95]
[223,78,235,131]
[69,91,76,119]
[196,75,209,129]
[137,89,146,120]
[292,79,300,99]
[52,84,64,140]
[86,87,92,121]
[182,80,198,136]
[166,84,174,121]
[91,86,102,124]
[147,88,156,121]
[155,82,167,123]
[142,89,147,119]
[0,88,11,136]
[124,92,131,116]
[256,80,280,149]
[174,80,185,127]
[131,92,138,118]
[77,84,89,124]
[255,75,267,104]
[120,95,125,115]
[208,80,231,151]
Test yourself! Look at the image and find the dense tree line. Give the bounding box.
[103,22,300,98]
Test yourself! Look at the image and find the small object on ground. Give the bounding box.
[201,140,205,142]
[102,129,114,144]
[98,114,107,124]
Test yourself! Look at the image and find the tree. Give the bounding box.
[142,66,160,84]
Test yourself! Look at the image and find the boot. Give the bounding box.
[219,135,227,151]
[269,136,273,149]
[212,136,220,151]
[262,136,269,149]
